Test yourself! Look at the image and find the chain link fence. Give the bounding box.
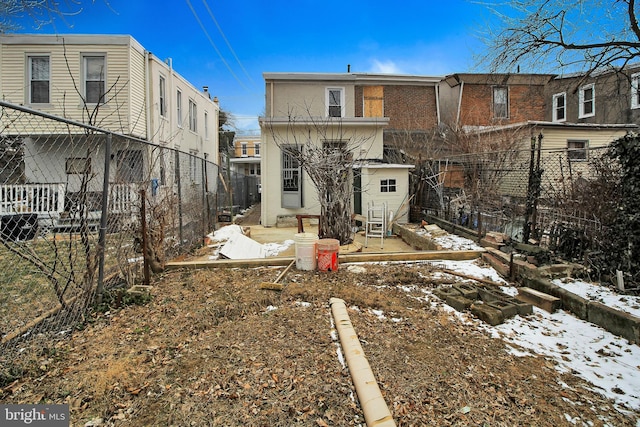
[0,101,224,382]
[419,143,613,256]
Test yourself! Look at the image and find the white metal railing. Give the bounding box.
[0,183,65,216]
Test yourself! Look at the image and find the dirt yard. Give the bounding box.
[1,261,638,426]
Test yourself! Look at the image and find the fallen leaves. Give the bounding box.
[1,265,638,426]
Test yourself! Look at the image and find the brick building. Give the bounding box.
[439,73,555,129]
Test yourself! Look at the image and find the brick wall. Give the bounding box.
[460,84,546,127]
[355,85,438,130]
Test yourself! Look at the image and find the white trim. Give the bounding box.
[81,53,107,105]
[492,86,509,119]
[159,74,166,117]
[326,87,345,118]
[354,163,415,170]
[176,89,183,127]
[578,83,595,118]
[552,92,566,122]
[204,110,209,140]
[632,73,640,109]
[188,98,197,132]
[26,54,51,105]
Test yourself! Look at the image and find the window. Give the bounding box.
[579,83,595,118]
[568,140,588,161]
[254,143,260,156]
[282,148,300,191]
[327,88,344,117]
[204,111,209,140]
[241,142,248,157]
[28,56,50,104]
[83,55,106,104]
[381,179,397,193]
[189,150,199,183]
[115,150,143,183]
[188,99,197,132]
[176,90,183,127]
[552,92,566,122]
[323,139,351,162]
[282,145,302,208]
[159,76,166,117]
[493,86,508,119]
[631,73,640,109]
[363,86,384,117]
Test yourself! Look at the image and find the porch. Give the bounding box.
[0,183,139,236]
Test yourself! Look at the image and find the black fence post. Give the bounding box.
[96,133,112,304]
[175,150,183,244]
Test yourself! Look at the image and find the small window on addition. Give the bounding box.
[381,179,396,192]
[567,140,588,161]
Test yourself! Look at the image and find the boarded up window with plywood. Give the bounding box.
[363,86,384,117]
[440,164,465,188]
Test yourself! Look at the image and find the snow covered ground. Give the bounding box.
[428,259,640,415]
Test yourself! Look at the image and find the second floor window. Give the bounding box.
[632,73,640,109]
[241,143,248,156]
[204,111,209,140]
[188,99,197,132]
[28,56,50,104]
[254,143,260,156]
[159,76,166,117]
[176,90,183,127]
[553,92,566,122]
[83,55,106,104]
[327,88,344,117]
[493,86,508,119]
[579,83,595,118]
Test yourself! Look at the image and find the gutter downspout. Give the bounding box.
[269,81,274,117]
[144,50,151,141]
[330,298,396,427]
[456,81,464,127]
[435,83,441,125]
[168,57,174,147]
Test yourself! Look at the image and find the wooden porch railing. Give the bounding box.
[0,182,141,217]
[0,183,65,216]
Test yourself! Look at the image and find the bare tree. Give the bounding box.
[265,108,378,244]
[384,116,448,216]
[443,122,532,231]
[480,0,640,76]
[0,0,100,33]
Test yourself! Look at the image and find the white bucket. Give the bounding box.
[294,232,318,271]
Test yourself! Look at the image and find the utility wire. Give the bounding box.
[201,0,255,85]
[184,0,249,91]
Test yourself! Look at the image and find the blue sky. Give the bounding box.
[15,0,495,133]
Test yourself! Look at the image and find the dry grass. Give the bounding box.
[1,262,638,426]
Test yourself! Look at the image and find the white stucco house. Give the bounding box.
[258,72,415,228]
